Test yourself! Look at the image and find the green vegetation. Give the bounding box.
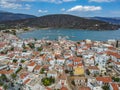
[23,28,29,31]
[10,46,14,51]
[11,73,17,80]
[16,66,22,74]
[0,74,7,81]
[102,85,109,90]
[3,84,8,90]
[40,68,45,74]
[41,77,55,86]
[13,59,17,63]
[21,60,25,63]
[28,43,35,49]
[86,69,90,75]
[0,74,8,88]
[71,80,75,86]
[37,47,43,52]
[112,77,120,82]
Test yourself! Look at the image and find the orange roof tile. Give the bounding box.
[28,62,36,66]
[111,83,119,90]
[46,87,52,90]
[0,69,13,74]
[108,47,116,50]
[20,73,28,79]
[34,65,41,70]
[23,79,30,84]
[77,63,83,67]
[115,62,120,65]
[60,87,68,90]
[68,64,74,67]
[106,51,120,59]
[78,87,91,90]
[88,66,99,70]
[74,57,83,62]
[96,77,112,83]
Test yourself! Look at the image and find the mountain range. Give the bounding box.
[0,11,119,30]
[89,17,120,25]
[0,11,36,22]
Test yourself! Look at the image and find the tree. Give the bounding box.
[11,73,17,80]
[71,80,75,86]
[28,43,35,49]
[0,81,3,86]
[37,47,43,52]
[3,84,8,90]
[0,74,7,81]
[112,77,120,82]
[102,85,109,90]
[21,60,25,63]
[86,69,90,75]
[40,68,45,74]
[41,77,55,86]
[13,59,17,63]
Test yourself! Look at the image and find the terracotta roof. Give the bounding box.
[88,66,99,70]
[60,86,68,90]
[68,64,74,67]
[46,87,52,90]
[108,47,116,50]
[77,63,83,67]
[78,87,91,90]
[96,77,112,83]
[23,79,30,84]
[111,83,119,90]
[34,65,41,70]
[20,73,28,79]
[106,51,120,59]
[115,62,120,65]
[28,62,36,66]
[74,57,83,62]
[0,69,13,74]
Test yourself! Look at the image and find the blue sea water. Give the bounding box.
[17,29,120,41]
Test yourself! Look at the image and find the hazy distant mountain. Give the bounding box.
[0,11,36,22]
[0,14,119,30]
[89,17,120,25]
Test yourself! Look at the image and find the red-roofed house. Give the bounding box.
[110,83,119,90]
[33,65,41,74]
[27,62,36,72]
[60,86,68,90]
[96,77,112,86]
[78,87,91,90]
[88,66,100,75]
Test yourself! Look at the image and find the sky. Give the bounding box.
[0,0,120,17]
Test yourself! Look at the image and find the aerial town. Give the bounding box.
[0,32,120,90]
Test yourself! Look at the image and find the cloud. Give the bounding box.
[24,4,31,10]
[0,0,22,9]
[61,8,65,11]
[38,9,48,13]
[0,0,31,9]
[0,0,76,9]
[21,0,76,3]
[89,0,115,3]
[67,5,102,12]
[38,0,76,3]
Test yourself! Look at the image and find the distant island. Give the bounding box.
[0,13,119,30]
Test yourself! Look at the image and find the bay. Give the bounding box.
[17,29,120,41]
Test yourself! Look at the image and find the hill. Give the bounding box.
[0,14,119,30]
[0,11,36,22]
[89,17,120,25]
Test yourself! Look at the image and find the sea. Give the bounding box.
[17,29,120,41]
